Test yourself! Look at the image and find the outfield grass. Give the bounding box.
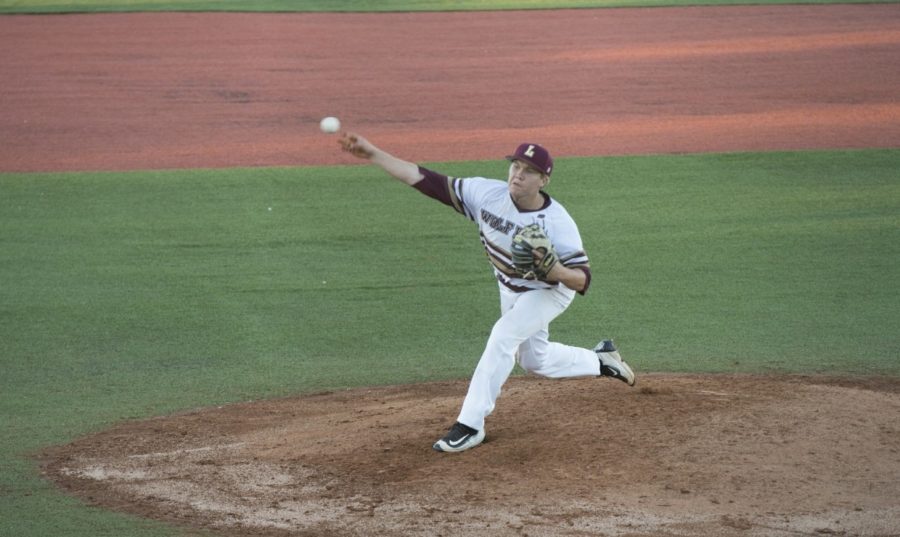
[2,149,899,535]
[1,0,896,14]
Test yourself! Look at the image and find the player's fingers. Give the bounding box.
[338,133,357,152]
[338,132,375,160]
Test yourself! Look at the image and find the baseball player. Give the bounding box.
[339,133,635,453]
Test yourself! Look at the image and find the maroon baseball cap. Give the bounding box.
[506,143,553,176]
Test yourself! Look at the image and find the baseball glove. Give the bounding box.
[511,224,559,280]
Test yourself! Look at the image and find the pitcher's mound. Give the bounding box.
[41,374,900,536]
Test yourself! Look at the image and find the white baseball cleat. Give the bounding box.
[432,422,485,453]
[594,339,636,386]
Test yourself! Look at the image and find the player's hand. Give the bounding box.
[511,224,558,280]
[339,133,375,159]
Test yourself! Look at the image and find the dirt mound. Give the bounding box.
[41,374,900,536]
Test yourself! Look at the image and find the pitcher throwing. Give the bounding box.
[339,133,636,453]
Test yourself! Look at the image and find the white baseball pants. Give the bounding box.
[457,283,602,431]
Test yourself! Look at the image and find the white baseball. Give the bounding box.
[319,116,341,133]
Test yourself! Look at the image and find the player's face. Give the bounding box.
[508,160,547,202]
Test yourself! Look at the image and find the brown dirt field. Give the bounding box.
[42,375,900,536]
[14,5,900,537]
[2,5,899,173]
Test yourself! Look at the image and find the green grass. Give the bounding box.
[2,149,899,536]
[1,0,896,14]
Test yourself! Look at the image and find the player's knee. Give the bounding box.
[517,348,547,373]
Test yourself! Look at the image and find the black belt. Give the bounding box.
[496,274,556,293]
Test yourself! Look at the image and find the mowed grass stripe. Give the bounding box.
[1,0,893,14]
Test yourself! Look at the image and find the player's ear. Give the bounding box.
[541,175,550,188]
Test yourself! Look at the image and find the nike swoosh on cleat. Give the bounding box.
[447,434,471,448]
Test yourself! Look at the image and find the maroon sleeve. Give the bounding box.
[576,267,592,295]
[412,166,455,208]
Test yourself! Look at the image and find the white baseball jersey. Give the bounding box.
[413,167,592,295]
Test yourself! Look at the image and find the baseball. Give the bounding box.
[319,116,340,133]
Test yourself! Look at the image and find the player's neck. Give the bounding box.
[511,191,548,212]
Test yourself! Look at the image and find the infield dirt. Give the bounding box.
[42,375,900,536]
[2,6,899,173]
[11,5,900,537]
